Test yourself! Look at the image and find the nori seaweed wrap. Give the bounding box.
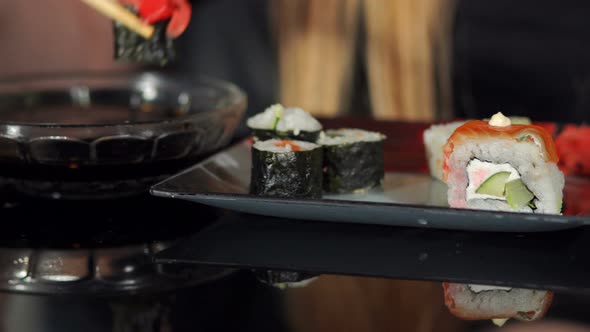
[113,8,175,66]
[250,139,323,198]
[247,104,322,142]
[318,128,386,193]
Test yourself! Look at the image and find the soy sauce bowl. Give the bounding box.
[0,72,247,199]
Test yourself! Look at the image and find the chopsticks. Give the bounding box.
[81,0,154,39]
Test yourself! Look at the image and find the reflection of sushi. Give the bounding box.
[254,270,319,289]
[250,139,323,198]
[318,129,386,194]
[443,283,553,323]
[247,104,323,142]
[441,113,562,324]
[443,113,563,214]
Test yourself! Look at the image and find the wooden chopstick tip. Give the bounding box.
[80,0,154,39]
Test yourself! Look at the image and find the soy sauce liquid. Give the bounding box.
[0,91,203,199]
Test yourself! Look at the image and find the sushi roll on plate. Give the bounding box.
[250,139,323,199]
[247,104,323,142]
[443,112,564,214]
[423,117,531,182]
[441,112,562,324]
[318,128,386,194]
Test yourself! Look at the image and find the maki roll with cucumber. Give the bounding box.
[114,0,191,65]
[318,128,386,193]
[250,139,323,198]
[114,16,175,65]
[441,112,563,324]
[443,112,564,214]
[247,104,323,142]
[423,117,531,182]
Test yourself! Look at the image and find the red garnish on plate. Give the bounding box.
[555,125,590,176]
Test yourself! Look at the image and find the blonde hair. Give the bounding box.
[273,0,455,121]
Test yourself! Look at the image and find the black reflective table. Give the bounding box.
[155,211,590,294]
[0,192,232,296]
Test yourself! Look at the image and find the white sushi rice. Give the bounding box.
[423,121,466,182]
[317,128,385,145]
[275,277,319,290]
[247,104,281,130]
[253,139,319,153]
[446,138,564,214]
[450,283,550,321]
[276,108,322,134]
[468,284,513,293]
[247,104,322,134]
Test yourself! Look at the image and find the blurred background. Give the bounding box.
[1,0,590,331]
[3,0,590,123]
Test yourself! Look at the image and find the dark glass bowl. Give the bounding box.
[0,72,247,199]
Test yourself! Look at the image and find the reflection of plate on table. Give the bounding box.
[151,139,590,232]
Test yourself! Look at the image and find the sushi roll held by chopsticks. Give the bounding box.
[81,0,191,65]
[443,112,564,214]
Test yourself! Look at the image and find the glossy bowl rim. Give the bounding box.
[0,71,248,129]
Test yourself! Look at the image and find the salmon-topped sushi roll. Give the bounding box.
[443,112,564,214]
[437,113,562,324]
[442,283,554,323]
